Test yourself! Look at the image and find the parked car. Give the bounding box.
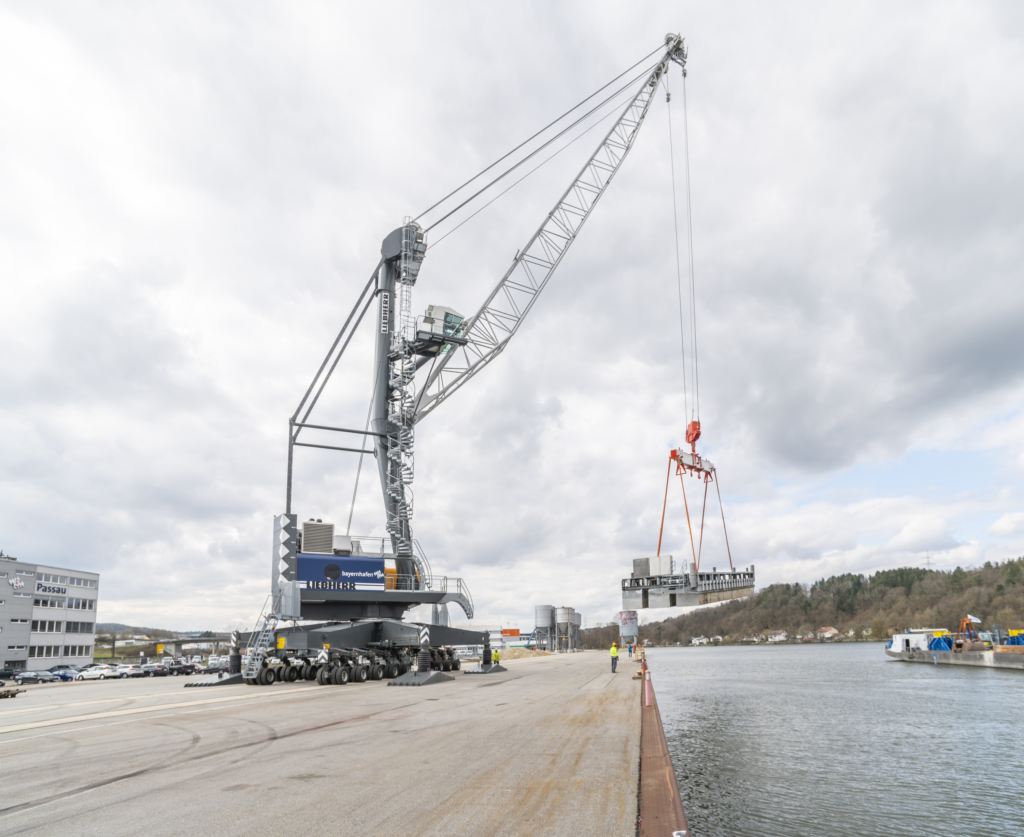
[76,665,119,681]
[142,664,169,677]
[116,665,145,679]
[14,671,58,685]
[166,661,197,676]
[48,664,80,673]
[203,660,228,674]
[51,669,79,682]
[0,668,25,681]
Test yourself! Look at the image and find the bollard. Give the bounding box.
[645,670,652,707]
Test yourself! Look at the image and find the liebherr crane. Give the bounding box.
[236,35,691,687]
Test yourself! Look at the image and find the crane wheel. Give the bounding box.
[385,664,400,679]
[441,660,452,672]
[352,665,368,683]
[452,658,461,670]
[315,666,328,685]
[286,666,299,683]
[244,677,257,686]
[370,665,384,680]
[305,665,317,681]
[399,663,410,675]
[331,666,350,685]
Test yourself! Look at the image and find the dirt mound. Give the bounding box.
[500,648,554,660]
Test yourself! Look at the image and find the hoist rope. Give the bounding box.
[422,60,662,234]
[414,43,665,225]
[665,78,689,419]
[666,76,701,421]
[682,76,700,419]
[426,87,633,251]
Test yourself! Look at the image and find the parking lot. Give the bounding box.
[0,652,638,837]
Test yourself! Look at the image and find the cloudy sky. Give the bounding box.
[2,2,1023,631]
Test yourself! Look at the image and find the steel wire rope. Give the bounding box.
[426,87,635,251]
[414,43,665,224]
[681,75,700,419]
[345,350,384,536]
[422,60,662,234]
[665,77,690,420]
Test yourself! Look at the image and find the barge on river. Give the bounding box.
[886,622,1024,672]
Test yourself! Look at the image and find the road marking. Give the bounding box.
[0,686,320,734]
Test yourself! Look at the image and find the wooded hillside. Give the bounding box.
[582,558,1024,648]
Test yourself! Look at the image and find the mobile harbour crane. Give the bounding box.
[206,34,750,689]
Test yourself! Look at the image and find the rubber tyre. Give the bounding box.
[386,664,400,679]
[331,666,349,685]
[99,674,106,680]
[257,668,268,686]
[304,665,316,681]
[452,658,461,671]
[266,667,278,685]
[369,665,381,680]
[441,660,452,672]
[120,673,127,678]
[399,663,411,675]
[315,666,328,685]
[172,670,179,676]
[244,677,257,686]
[352,665,368,683]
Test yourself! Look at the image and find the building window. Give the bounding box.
[10,618,28,624]
[7,645,26,651]
[14,592,30,598]
[16,570,34,576]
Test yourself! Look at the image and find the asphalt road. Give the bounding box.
[0,652,640,837]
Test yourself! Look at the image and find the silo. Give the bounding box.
[534,605,554,651]
[573,611,583,650]
[555,607,573,653]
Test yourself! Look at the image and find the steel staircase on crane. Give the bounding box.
[242,612,279,680]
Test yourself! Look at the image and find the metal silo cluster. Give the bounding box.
[534,605,582,652]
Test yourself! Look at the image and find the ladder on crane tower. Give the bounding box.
[242,602,279,680]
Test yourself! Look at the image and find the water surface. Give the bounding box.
[647,643,1024,837]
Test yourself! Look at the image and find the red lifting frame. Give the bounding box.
[655,435,734,574]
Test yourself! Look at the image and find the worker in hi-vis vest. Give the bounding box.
[610,642,619,673]
[492,647,500,666]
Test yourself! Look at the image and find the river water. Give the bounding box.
[647,643,1024,837]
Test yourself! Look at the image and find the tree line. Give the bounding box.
[581,558,1024,648]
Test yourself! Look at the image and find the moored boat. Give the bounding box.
[885,618,1024,671]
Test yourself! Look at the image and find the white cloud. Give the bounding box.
[2,3,1024,630]
[990,512,1024,537]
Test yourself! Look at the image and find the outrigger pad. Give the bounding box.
[463,663,507,675]
[388,670,455,687]
[184,673,245,688]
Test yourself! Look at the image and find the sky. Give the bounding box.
[2,2,1023,632]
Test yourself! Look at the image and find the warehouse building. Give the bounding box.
[1,554,100,671]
